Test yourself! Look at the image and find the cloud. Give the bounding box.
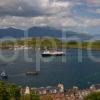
[0,0,49,16]
[0,15,99,30]
[0,0,78,28]
[0,0,99,34]
[0,0,72,17]
[96,9,100,14]
[86,0,100,6]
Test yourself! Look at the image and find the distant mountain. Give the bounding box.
[0,27,24,38]
[0,26,92,41]
[28,27,91,39]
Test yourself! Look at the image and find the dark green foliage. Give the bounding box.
[21,91,40,100]
[0,81,9,100]
[29,90,40,100]
[0,37,100,50]
[6,83,20,99]
[0,81,40,100]
[0,81,20,100]
[84,92,100,100]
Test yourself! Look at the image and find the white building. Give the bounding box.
[25,86,30,95]
[58,84,64,93]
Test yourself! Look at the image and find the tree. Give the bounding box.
[6,84,20,99]
[30,91,40,100]
[84,92,100,100]
[0,81,21,100]
[0,81,9,100]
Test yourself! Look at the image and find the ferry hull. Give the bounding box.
[54,54,65,56]
[26,72,38,76]
[41,53,65,57]
[41,54,52,57]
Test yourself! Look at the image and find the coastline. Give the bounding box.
[0,38,99,51]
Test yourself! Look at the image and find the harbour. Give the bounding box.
[0,49,100,89]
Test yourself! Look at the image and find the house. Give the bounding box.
[24,86,30,95]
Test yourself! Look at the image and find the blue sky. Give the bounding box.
[0,0,100,35]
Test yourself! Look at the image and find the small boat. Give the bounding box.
[26,71,38,76]
[41,50,65,57]
[0,71,8,79]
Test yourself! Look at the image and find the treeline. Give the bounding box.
[0,38,62,50]
[0,81,20,100]
[0,81,40,100]
[0,38,100,50]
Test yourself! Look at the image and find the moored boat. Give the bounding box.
[26,71,38,76]
[0,70,8,79]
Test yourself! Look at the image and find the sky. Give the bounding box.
[0,0,100,34]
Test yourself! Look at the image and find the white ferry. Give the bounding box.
[41,50,65,57]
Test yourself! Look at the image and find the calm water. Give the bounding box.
[0,49,100,89]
